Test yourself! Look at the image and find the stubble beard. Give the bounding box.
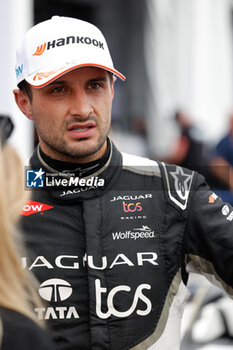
[42,135,108,160]
[37,121,111,161]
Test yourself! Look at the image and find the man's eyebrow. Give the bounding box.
[47,80,66,86]
[47,76,108,86]
[88,77,108,83]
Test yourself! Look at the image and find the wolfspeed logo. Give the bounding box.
[33,36,104,56]
[112,226,155,240]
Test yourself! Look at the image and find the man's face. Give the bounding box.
[21,67,114,163]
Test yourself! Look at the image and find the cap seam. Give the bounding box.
[27,63,126,87]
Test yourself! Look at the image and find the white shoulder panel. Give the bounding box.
[121,152,161,177]
[131,280,190,350]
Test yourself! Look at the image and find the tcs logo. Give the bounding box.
[123,201,142,213]
[96,279,152,319]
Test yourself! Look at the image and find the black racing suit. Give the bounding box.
[20,140,233,350]
[0,307,55,350]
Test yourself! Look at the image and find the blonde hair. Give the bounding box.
[0,142,42,324]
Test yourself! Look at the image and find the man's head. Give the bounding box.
[15,15,125,88]
[14,16,125,163]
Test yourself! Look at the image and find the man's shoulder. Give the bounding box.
[120,153,199,212]
[121,152,161,177]
[158,162,196,211]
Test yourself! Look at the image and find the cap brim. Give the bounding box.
[26,63,126,88]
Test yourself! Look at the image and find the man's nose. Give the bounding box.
[69,89,94,118]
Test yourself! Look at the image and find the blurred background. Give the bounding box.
[2,0,233,348]
[3,0,233,161]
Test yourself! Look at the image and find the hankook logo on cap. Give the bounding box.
[39,278,73,302]
[33,43,47,55]
[32,36,104,56]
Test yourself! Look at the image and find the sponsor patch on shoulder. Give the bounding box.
[208,192,218,203]
[162,164,194,210]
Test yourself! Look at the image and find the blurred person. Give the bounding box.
[0,115,54,349]
[181,285,233,349]
[209,112,233,204]
[13,16,233,350]
[163,110,209,177]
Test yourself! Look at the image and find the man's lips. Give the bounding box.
[67,122,96,138]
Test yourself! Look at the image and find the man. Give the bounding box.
[14,16,233,350]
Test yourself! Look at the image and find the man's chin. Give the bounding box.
[61,140,107,162]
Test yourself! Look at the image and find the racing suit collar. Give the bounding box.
[29,138,122,201]
[37,138,111,176]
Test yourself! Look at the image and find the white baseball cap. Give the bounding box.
[15,16,126,88]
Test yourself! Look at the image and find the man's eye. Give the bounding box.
[89,83,101,89]
[51,86,66,93]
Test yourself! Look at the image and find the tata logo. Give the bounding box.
[39,278,72,302]
[36,278,79,320]
[21,200,53,216]
[123,201,142,212]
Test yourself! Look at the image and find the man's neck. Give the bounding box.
[38,139,111,176]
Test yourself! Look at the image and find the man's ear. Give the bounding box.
[111,76,117,99]
[13,89,33,120]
